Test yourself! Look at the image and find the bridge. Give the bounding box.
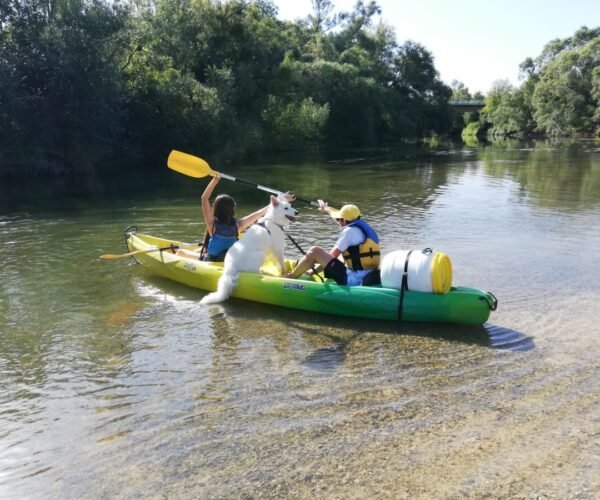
[448,99,485,112]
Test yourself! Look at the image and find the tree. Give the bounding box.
[123,0,293,156]
[450,80,472,100]
[532,38,599,136]
[529,26,600,75]
[390,41,452,137]
[481,80,520,136]
[261,96,329,147]
[0,0,130,175]
[0,0,461,176]
[482,25,600,138]
[592,65,600,135]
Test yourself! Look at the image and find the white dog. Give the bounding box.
[200,195,298,304]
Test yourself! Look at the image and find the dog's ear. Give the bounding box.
[270,195,280,206]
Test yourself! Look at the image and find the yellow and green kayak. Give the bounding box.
[125,231,497,325]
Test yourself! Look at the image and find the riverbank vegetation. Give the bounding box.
[1,1,598,177]
[458,27,600,141]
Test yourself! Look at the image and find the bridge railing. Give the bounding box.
[448,99,485,106]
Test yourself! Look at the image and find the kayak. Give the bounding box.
[124,230,497,325]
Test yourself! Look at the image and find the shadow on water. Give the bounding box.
[483,323,535,352]
[295,320,534,372]
[300,330,362,371]
[140,273,535,372]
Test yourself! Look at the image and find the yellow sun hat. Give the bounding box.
[330,204,361,221]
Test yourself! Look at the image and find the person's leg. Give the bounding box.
[287,246,333,278]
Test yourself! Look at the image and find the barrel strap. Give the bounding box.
[398,250,413,320]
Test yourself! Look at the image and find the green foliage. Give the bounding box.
[2,1,597,177]
[124,0,289,155]
[262,96,329,147]
[532,38,599,136]
[530,26,600,75]
[481,80,533,136]
[450,80,472,100]
[593,66,600,134]
[461,121,481,138]
[449,80,482,133]
[485,26,600,138]
[0,0,510,177]
[389,41,453,138]
[0,0,130,174]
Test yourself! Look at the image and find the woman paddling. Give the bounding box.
[178,175,294,262]
[177,175,269,261]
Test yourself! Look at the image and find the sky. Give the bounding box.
[272,0,599,95]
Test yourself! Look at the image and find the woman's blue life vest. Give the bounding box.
[342,218,381,271]
[202,218,239,261]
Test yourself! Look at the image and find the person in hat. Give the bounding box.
[285,200,380,286]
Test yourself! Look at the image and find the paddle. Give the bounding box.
[167,150,326,207]
[99,241,201,260]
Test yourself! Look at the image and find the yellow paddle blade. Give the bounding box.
[167,150,215,178]
[99,248,164,260]
[99,251,142,260]
[100,254,125,260]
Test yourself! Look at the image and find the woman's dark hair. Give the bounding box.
[213,194,236,224]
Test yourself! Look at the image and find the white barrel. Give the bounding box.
[380,249,452,294]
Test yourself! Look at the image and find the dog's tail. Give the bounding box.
[200,266,239,304]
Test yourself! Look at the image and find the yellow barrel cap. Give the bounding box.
[431,252,452,294]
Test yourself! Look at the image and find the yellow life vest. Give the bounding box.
[341,219,381,271]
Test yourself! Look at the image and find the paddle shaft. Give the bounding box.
[100,241,201,260]
[218,172,319,207]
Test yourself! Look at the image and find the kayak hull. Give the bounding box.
[125,232,496,325]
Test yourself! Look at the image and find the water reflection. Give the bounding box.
[481,140,600,208]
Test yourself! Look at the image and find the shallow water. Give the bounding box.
[1,140,599,498]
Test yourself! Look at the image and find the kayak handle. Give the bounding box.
[480,291,498,311]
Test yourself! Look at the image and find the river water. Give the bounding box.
[1,140,599,498]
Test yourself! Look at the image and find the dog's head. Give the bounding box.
[267,195,298,227]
